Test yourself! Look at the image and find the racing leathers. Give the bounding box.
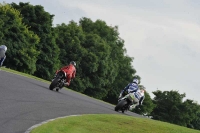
[133,89,145,108]
[119,82,145,110]
[119,82,139,99]
[55,64,76,86]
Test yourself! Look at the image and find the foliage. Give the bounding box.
[54,22,86,92]
[10,2,60,80]
[182,100,200,129]
[79,17,137,100]
[151,90,200,130]
[54,18,138,101]
[8,2,139,102]
[191,112,200,130]
[0,3,40,74]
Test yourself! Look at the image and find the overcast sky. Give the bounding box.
[7,0,200,103]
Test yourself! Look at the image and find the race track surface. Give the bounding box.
[0,70,142,133]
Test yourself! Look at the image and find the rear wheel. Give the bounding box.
[49,77,59,90]
[115,100,127,112]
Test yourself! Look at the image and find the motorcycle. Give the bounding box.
[49,70,67,92]
[115,92,138,113]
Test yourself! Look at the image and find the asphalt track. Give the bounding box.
[0,70,143,133]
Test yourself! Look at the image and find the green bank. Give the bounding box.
[30,114,200,133]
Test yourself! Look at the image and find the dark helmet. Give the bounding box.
[70,61,76,66]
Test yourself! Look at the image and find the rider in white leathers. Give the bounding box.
[118,78,145,110]
[0,45,7,67]
[118,78,140,99]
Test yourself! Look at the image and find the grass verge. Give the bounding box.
[30,114,200,133]
[1,67,50,83]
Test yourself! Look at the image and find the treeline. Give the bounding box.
[0,2,200,130]
[150,90,200,130]
[0,2,141,103]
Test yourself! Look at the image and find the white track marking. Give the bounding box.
[25,115,81,133]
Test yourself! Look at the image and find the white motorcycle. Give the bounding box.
[115,91,138,113]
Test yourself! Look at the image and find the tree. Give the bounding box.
[55,21,114,99]
[0,3,40,74]
[151,90,185,124]
[190,112,200,130]
[79,18,137,99]
[102,56,137,104]
[54,22,87,92]
[181,99,200,128]
[54,17,138,100]
[151,90,200,130]
[82,34,115,98]
[11,2,60,80]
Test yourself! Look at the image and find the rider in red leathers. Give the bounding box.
[54,61,76,86]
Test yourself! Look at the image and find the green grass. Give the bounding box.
[2,68,200,133]
[1,67,50,83]
[30,114,200,133]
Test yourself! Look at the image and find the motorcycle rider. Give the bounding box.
[53,61,76,86]
[0,45,7,67]
[118,78,140,99]
[118,77,145,110]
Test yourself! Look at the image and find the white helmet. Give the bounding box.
[0,45,7,52]
[133,79,139,84]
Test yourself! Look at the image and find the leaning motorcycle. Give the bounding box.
[115,92,137,113]
[49,70,67,92]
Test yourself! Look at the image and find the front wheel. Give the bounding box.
[115,100,128,112]
[49,77,59,90]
